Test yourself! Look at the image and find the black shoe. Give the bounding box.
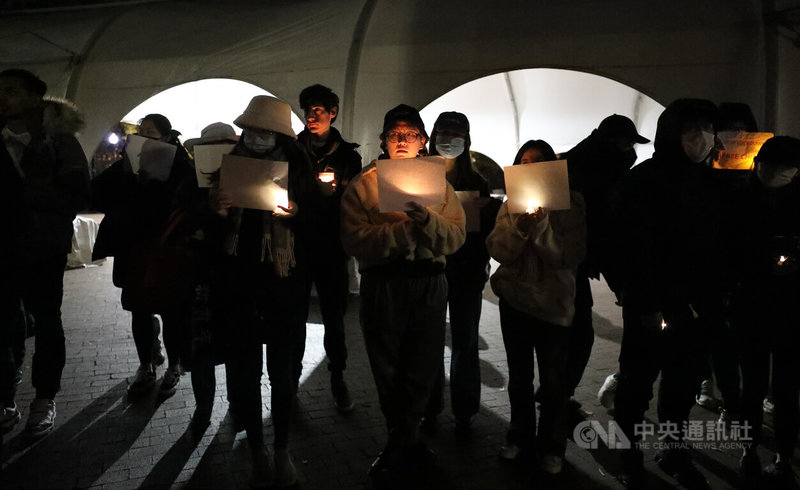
[368,445,398,477]
[420,415,437,435]
[331,376,354,413]
[656,449,711,490]
[618,450,645,490]
[763,457,798,488]
[454,416,472,438]
[739,451,761,489]
[400,442,437,470]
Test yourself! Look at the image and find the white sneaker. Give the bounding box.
[539,453,564,474]
[0,403,21,433]
[273,447,297,487]
[598,373,618,409]
[499,443,523,460]
[696,378,718,410]
[763,397,775,415]
[26,398,55,437]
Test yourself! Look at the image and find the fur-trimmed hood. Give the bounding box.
[40,96,84,137]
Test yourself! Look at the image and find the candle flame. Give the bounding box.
[778,255,788,265]
[318,172,335,183]
[525,199,540,214]
[272,187,288,211]
[661,319,667,330]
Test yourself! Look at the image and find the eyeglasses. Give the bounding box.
[385,131,421,143]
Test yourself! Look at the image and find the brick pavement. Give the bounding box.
[0,256,795,489]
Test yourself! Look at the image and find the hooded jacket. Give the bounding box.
[1,98,90,264]
[610,99,722,314]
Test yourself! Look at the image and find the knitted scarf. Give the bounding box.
[223,207,295,277]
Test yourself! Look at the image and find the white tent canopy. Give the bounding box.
[419,69,662,167]
[1,0,799,160]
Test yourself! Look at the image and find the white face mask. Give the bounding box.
[243,132,276,153]
[435,137,465,159]
[755,162,800,188]
[681,130,715,163]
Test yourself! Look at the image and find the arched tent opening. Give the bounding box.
[419,68,665,183]
[90,78,305,175]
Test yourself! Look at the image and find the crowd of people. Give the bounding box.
[0,67,798,490]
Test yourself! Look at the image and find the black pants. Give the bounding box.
[131,309,191,368]
[360,271,447,447]
[426,276,484,420]
[0,255,23,406]
[306,258,348,375]
[697,294,741,416]
[499,298,570,456]
[221,259,308,449]
[566,273,594,398]
[614,303,708,462]
[21,254,68,400]
[735,284,800,459]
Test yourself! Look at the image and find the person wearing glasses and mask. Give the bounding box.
[340,104,465,479]
[422,112,501,436]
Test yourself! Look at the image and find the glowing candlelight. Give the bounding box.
[778,255,788,265]
[272,187,289,211]
[319,172,335,183]
[661,319,667,330]
[525,199,541,214]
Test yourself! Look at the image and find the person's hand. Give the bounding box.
[642,311,665,331]
[405,201,430,224]
[274,200,298,218]
[516,206,545,232]
[317,180,336,197]
[213,190,233,217]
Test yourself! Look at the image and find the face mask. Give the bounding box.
[681,130,715,163]
[755,162,799,188]
[435,137,465,159]
[243,132,276,153]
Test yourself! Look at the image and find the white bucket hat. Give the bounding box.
[183,122,239,151]
[234,95,296,138]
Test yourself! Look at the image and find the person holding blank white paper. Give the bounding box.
[422,111,501,436]
[340,104,465,478]
[486,140,586,474]
[210,95,317,488]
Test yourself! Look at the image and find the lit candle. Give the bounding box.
[660,319,667,330]
[525,199,541,214]
[318,172,335,183]
[272,187,289,211]
[778,255,788,266]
